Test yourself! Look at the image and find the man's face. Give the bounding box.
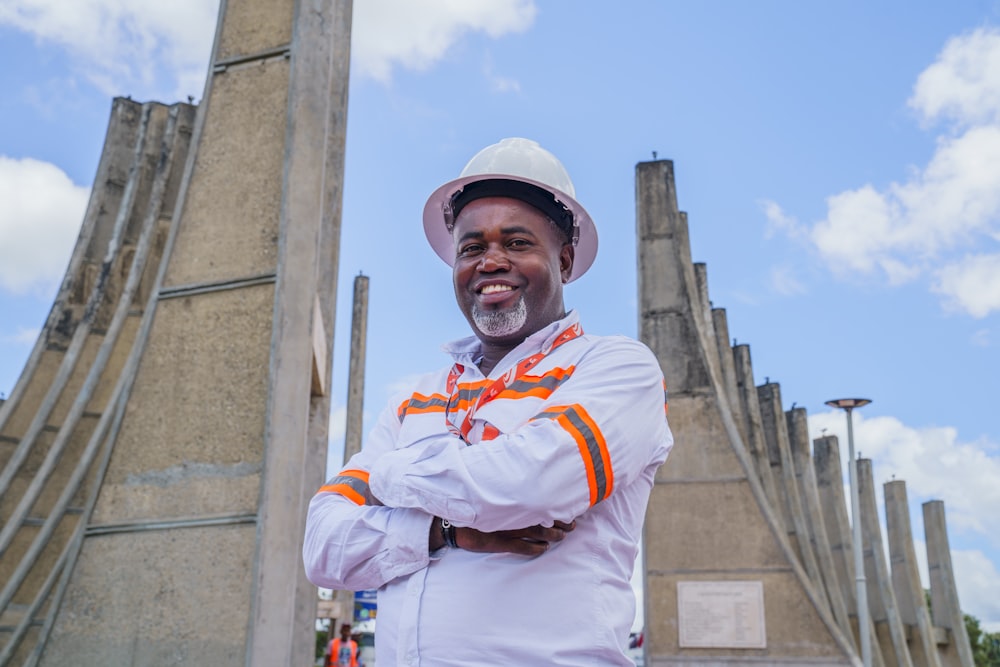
[452,196,574,346]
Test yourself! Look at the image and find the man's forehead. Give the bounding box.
[452,197,561,238]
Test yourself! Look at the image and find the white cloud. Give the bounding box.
[773,28,1000,316]
[0,0,219,100]
[953,548,1000,632]
[809,411,1000,538]
[1,327,41,345]
[2,0,536,104]
[769,264,806,296]
[761,199,804,240]
[971,328,991,346]
[909,27,1000,129]
[934,253,1000,318]
[352,0,536,83]
[0,156,88,295]
[809,125,1000,287]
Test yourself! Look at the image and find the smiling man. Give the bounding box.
[304,138,673,666]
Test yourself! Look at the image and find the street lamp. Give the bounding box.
[825,398,872,667]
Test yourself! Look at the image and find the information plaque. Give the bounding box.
[677,580,766,649]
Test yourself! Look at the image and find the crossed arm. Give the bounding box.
[302,338,669,591]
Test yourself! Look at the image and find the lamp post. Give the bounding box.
[825,398,872,667]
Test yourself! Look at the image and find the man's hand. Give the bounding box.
[455,520,576,557]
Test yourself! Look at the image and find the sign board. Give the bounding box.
[317,592,353,621]
[354,589,377,623]
[677,580,766,649]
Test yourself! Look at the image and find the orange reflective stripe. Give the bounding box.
[533,404,612,506]
[481,423,501,441]
[398,393,449,421]
[494,365,575,401]
[318,469,371,506]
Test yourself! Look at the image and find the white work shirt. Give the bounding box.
[304,312,673,666]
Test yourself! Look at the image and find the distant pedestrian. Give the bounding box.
[326,622,357,667]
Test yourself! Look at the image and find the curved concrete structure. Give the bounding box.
[637,157,973,667]
[637,159,858,665]
[0,99,196,666]
[0,0,352,664]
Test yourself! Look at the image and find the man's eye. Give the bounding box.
[458,244,483,256]
[508,238,530,248]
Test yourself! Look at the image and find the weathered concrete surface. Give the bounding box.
[814,436,889,667]
[42,526,255,666]
[733,345,781,515]
[637,159,857,666]
[788,407,855,649]
[885,480,942,667]
[924,501,975,667]
[0,100,198,665]
[758,383,825,597]
[91,286,273,525]
[0,98,145,443]
[343,274,369,462]
[0,0,353,665]
[858,460,914,667]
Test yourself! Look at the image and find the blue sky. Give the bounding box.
[2,0,1000,633]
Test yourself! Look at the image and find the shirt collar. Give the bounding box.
[442,310,581,369]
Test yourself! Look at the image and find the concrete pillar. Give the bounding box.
[787,408,855,649]
[0,99,197,667]
[757,382,825,596]
[0,98,145,440]
[732,345,781,514]
[343,274,369,463]
[858,460,914,667]
[24,0,354,665]
[710,309,747,446]
[885,481,942,667]
[636,159,857,665]
[814,437,857,611]
[924,501,975,667]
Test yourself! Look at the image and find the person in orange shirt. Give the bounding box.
[326,622,357,667]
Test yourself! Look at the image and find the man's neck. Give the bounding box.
[476,344,518,376]
[474,312,570,375]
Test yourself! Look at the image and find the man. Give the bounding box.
[327,622,358,667]
[304,138,673,665]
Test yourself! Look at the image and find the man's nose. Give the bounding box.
[477,245,510,272]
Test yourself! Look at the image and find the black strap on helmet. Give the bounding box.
[447,178,576,243]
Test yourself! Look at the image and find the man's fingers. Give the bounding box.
[453,521,576,555]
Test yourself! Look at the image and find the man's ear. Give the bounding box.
[560,244,575,283]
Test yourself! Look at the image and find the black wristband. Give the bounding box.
[441,518,459,549]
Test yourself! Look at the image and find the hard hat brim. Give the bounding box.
[422,173,598,283]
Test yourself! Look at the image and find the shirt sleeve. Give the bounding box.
[302,400,439,591]
[368,337,673,532]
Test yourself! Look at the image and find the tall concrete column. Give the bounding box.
[858,460,913,667]
[787,408,855,649]
[924,501,974,667]
[757,383,825,596]
[884,481,942,667]
[25,0,354,664]
[733,345,781,513]
[710,309,747,445]
[343,274,369,463]
[636,159,856,665]
[814,437,888,667]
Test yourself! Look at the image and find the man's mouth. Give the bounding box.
[480,284,514,295]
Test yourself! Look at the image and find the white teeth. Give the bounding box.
[481,284,513,295]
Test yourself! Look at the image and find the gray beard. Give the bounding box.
[472,296,527,338]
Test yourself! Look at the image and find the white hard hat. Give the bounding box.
[422,138,598,282]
